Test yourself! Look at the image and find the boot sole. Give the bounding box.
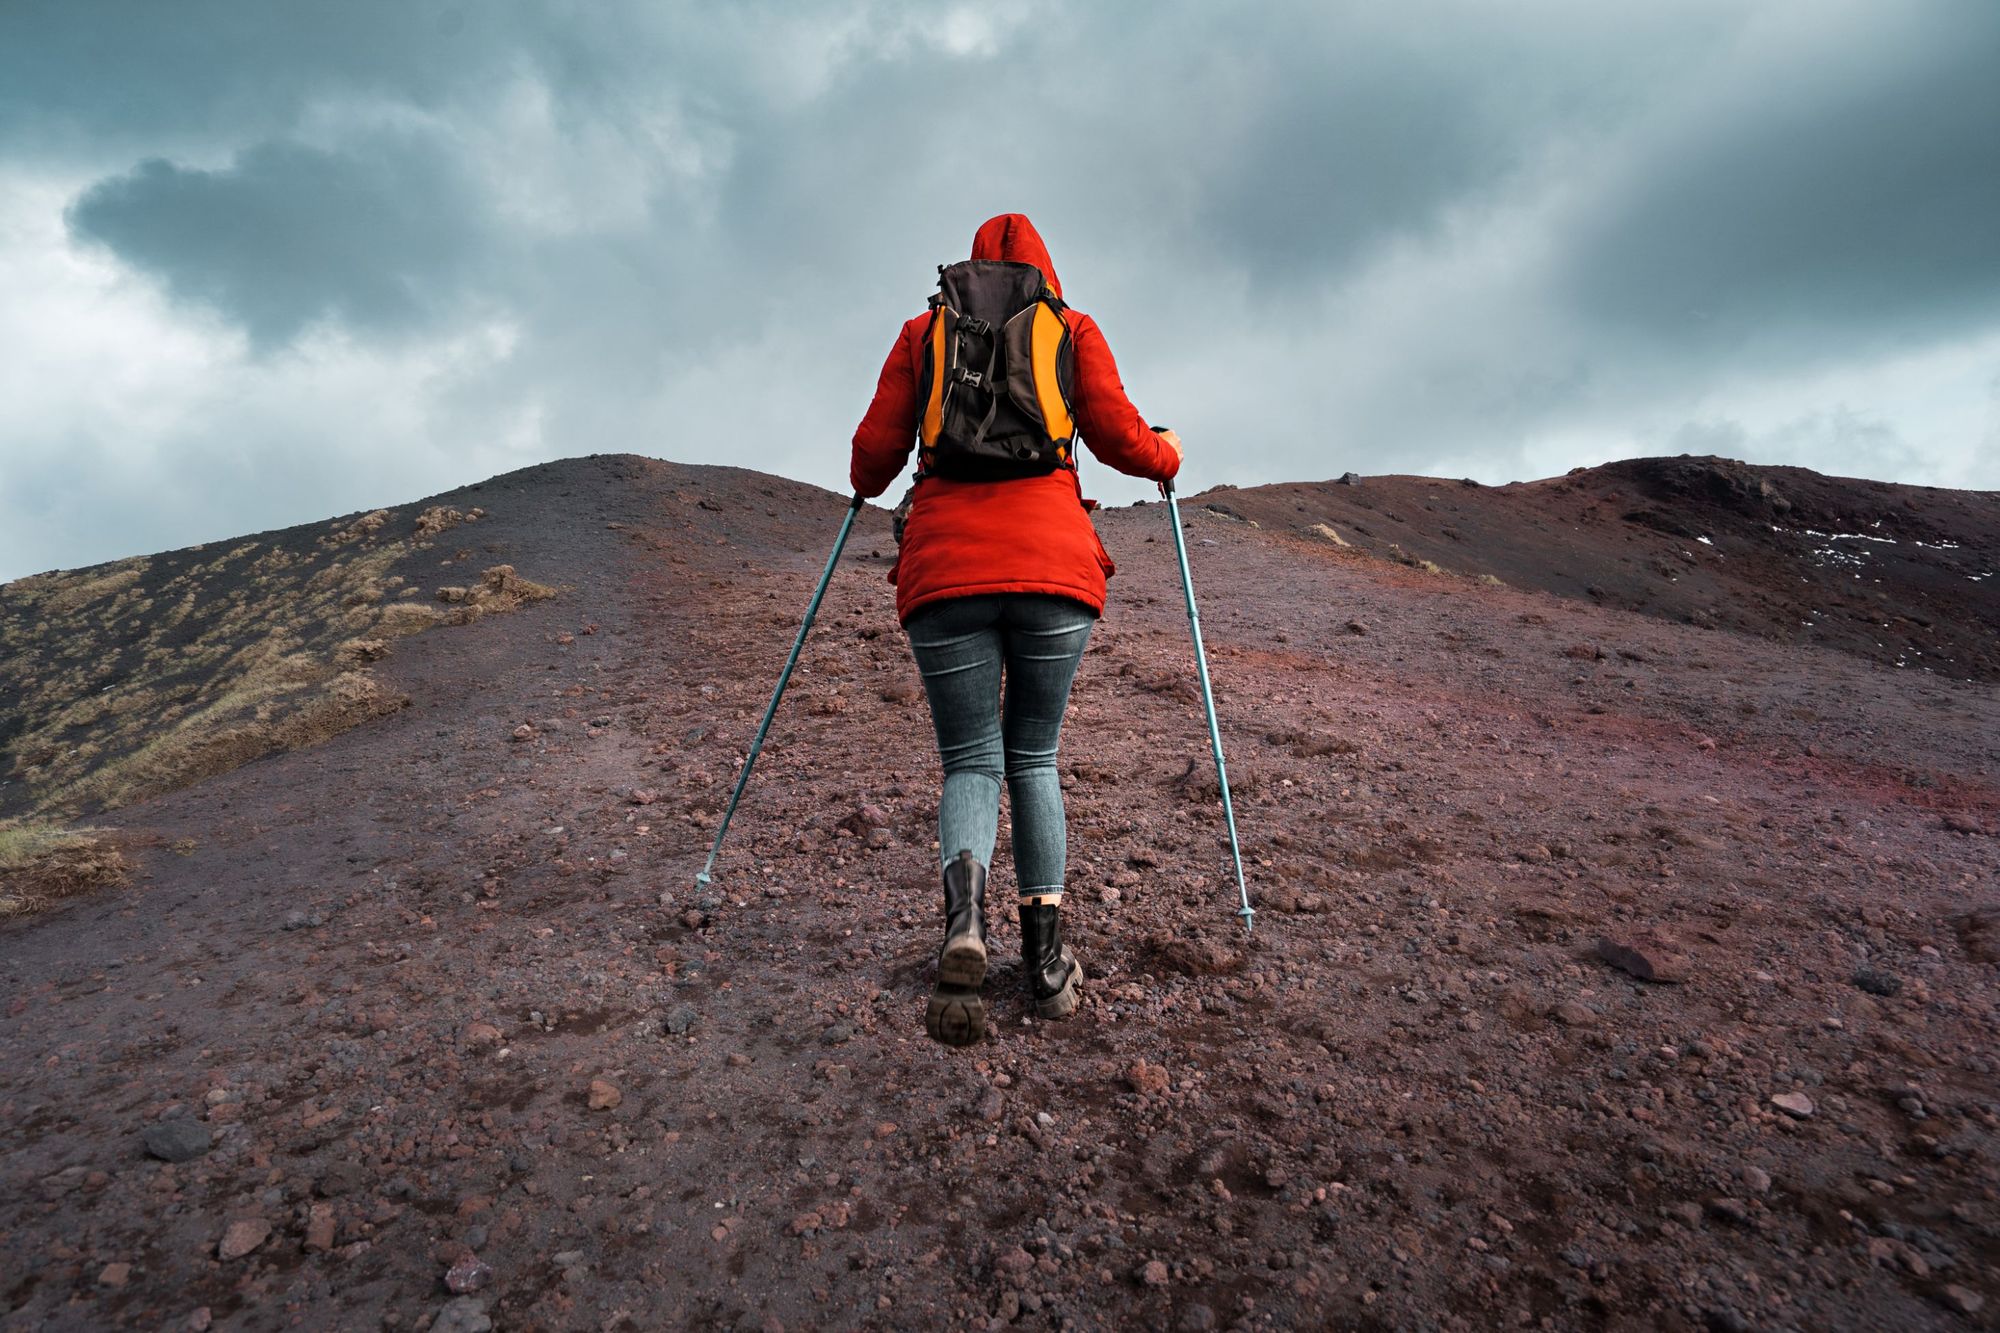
[925,985,987,1047]
[1033,961,1083,1020]
[937,936,987,989]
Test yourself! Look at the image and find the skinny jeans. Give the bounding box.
[903,594,1094,894]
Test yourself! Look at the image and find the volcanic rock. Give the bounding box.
[217,1217,271,1261]
[142,1118,212,1163]
[1596,929,1690,983]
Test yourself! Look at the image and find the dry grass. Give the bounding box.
[0,822,128,917]
[2,505,557,823]
[27,561,148,616]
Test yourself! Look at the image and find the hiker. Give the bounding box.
[849,213,1183,1046]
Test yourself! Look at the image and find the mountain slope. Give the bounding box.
[1,453,1996,1331]
[1207,453,2000,681]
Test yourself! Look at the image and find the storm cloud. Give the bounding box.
[2,0,1995,581]
[68,137,488,347]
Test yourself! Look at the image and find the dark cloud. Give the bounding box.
[1563,6,2000,352]
[0,1,512,154]
[67,136,486,347]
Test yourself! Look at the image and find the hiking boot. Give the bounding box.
[925,851,987,1047]
[1020,893,1081,1019]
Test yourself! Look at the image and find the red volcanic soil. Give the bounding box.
[3,453,1998,1332]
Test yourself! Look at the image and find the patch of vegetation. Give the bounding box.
[1386,544,1448,575]
[0,502,555,822]
[0,822,127,917]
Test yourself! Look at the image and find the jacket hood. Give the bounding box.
[971,213,1061,298]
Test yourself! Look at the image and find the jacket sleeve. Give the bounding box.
[1069,312,1180,483]
[850,320,921,499]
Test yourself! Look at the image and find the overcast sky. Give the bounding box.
[3,1,1997,581]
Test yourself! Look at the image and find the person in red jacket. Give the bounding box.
[850,213,1182,1046]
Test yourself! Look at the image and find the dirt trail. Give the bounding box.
[3,454,1997,1331]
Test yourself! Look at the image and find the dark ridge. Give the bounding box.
[1212,452,2000,682]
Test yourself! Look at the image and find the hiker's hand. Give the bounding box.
[1156,429,1183,464]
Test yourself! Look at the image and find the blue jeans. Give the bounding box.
[904,594,1095,895]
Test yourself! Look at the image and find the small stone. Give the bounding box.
[665,1004,699,1036]
[462,1022,503,1049]
[217,1217,271,1261]
[587,1079,622,1111]
[143,1117,212,1163]
[977,1088,1005,1122]
[1178,1303,1218,1332]
[432,1296,492,1333]
[1551,1000,1598,1027]
[1741,1165,1771,1195]
[1596,929,1690,983]
[315,1159,366,1197]
[97,1262,131,1288]
[185,1310,212,1332]
[1851,968,1901,997]
[1704,1197,1749,1226]
[1139,1259,1170,1287]
[681,909,706,930]
[995,1246,1034,1279]
[1126,1060,1170,1095]
[1035,1111,1056,1130]
[1770,1091,1815,1118]
[821,1023,852,1045]
[873,1121,898,1139]
[1942,1285,1985,1316]
[445,1254,493,1294]
[629,789,659,806]
[304,1203,338,1252]
[511,724,534,742]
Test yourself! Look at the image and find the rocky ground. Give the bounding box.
[3,453,1997,1331]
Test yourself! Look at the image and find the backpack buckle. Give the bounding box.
[951,368,984,389]
[959,317,990,336]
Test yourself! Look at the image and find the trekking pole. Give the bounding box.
[696,492,866,888]
[1158,469,1255,933]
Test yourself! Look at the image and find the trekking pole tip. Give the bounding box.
[1237,903,1256,933]
[694,870,712,887]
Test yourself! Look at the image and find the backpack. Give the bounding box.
[916,260,1078,482]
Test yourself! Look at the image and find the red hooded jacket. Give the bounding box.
[850,214,1180,623]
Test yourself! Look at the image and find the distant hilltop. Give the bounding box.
[1205,453,1999,682]
[3,450,1995,832]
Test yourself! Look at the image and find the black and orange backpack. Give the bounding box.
[916,260,1077,481]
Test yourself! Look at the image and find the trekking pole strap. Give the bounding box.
[1161,480,1255,932]
[697,492,865,885]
